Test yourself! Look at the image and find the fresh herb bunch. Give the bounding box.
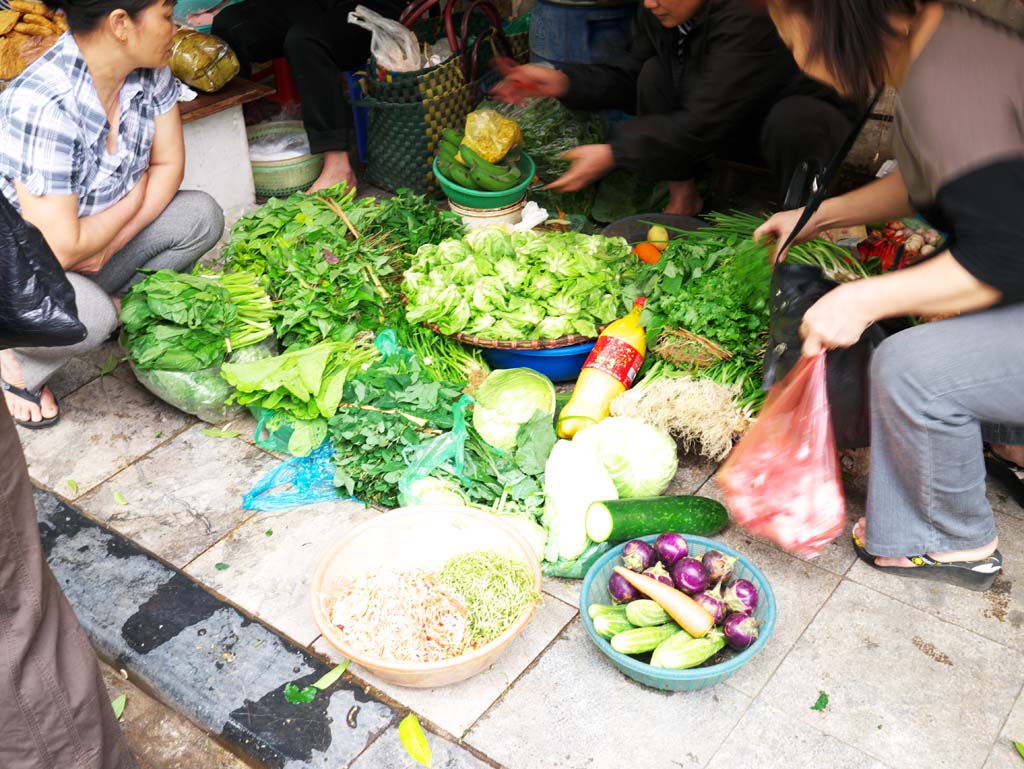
[329,348,464,506]
[121,270,274,371]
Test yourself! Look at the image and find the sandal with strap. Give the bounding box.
[852,531,1001,592]
[984,445,1024,509]
[1,380,60,429]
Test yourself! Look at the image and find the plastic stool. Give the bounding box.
[342,70,370,165]
[251,58,300,107]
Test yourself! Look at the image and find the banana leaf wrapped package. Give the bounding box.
[170,28,239,93]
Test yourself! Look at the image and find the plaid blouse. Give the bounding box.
[0,33,179,217]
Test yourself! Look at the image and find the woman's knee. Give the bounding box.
[177,190,225,256]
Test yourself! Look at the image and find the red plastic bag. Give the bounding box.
[717,352,845,558]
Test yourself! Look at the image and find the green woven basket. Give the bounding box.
[247,121,324,198]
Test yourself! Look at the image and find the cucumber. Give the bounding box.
[593,613,635,639]
[610,622,680,655]
[585,496,729,544]
[625,599,672,627]
[587,603,628,619]
[650,629,725,669]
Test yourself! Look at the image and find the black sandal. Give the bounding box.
[984,445,1024,509]
[1,380,60,429]
[852,531,1001,592]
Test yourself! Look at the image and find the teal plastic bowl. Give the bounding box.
[433,153,535,209]
[580,534,777,692]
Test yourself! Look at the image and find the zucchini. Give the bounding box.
[650,629,725,669]
[625,599,672,627]
[585,495,729,544]
[587,603,628,619]
[609,622,679,655]
[593,613,635,639]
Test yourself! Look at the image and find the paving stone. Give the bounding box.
[706,699,892,769]
[100,664,254,769]
[38,488,396,768]
[20,375,193,499]
[46,339,127,400]
[347,723,492,769]
[187,499,377,646]
[663,449,718,496]
[697,476,859,577]
[541,576,581,609]
[76,423,277,566]
[315,593,578,738]
[760,580,1024,769]
[465,619,751,769]
[847,509,1024,653]
[983,686,1024,769]
[717,544,841,698]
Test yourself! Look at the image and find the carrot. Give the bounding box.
[632,242,662,265]
[612,566,714,638]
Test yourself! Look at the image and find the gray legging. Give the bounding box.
[865,301,1024,557]
[14,190,224,392]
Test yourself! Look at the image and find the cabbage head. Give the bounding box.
[473,368,556,450]
[573,416,678,498]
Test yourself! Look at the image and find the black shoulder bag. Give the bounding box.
[0,191,87,349]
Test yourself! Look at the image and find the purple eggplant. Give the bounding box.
[622,539,656,573]
[701,549,737,585]
[722,612,760,650]
[609,572,640,603]
[723,579,758,615]
[670,557,709,595]
[653,532,689,567]
[643,562,675,588]
[692,584,727,625]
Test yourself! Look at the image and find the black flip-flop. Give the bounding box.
[851,531,1001,592]
[1,380,60,429]
[984,446,1024,509]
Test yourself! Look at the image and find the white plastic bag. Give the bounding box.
[347,5,424,73]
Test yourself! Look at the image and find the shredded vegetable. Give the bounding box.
[438,551,538,644]
[328,570,470,662]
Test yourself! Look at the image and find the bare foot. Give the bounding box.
[853,517,998,567]
[1,349,58,424]
[991,443,1024,467]
[306,150,357,194]
[663,179,704,217]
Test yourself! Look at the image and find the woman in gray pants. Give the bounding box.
[756,0,1022,590]
[0,0,224,429]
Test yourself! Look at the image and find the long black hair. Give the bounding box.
[44,0,167,34]
[774,0,918,105]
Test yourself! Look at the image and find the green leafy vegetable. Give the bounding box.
[66,479,78,494]
[283,682,317,704]
[572,416,678,498]
[111,694,126,720]
[214,562,229,571]
[472,368,556,451]
[1014,740,1024,760]
[100,354,120,376]
[398,713,432,769]
[113,491,128,505]
[312,659,349,690]
[811,691,829,711]
[201,428,240,439]
[265,529,273,537]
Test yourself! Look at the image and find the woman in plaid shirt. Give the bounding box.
[0,0,223,428]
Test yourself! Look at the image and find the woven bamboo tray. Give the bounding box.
[424,322,598,350]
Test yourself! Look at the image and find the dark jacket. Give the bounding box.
[558,0,850,180]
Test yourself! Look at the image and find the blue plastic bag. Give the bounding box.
[243,441,347,511]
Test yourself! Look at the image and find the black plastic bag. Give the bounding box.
[0,192,86,349]
[763,263,910,449]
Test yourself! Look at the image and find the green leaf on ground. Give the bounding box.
[111,694,127,720]
[265,529,273,537]
[155,431,163,438]
[312,659,349,691]
[399,713,432,768]
[214,562,229,571]
[113,491,128,505]
[201,428,240,439]
[1014,740,1024,759]
[100,354,120,376]
[811,691,829,711]
[283,682,317,704]
[67,479,78,494]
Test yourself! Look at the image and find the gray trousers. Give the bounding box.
[14,190,224,392]
[0,406,137,768]
[865,302,1024,556]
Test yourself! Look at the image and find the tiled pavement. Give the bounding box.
[21,344,1024,769]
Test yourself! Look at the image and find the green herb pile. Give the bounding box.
[403,228,649,340]
[438,550,538,644]
[328,347,464,506]
[121,270,274,372]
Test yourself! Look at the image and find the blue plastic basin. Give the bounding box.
[481,341,595,383]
